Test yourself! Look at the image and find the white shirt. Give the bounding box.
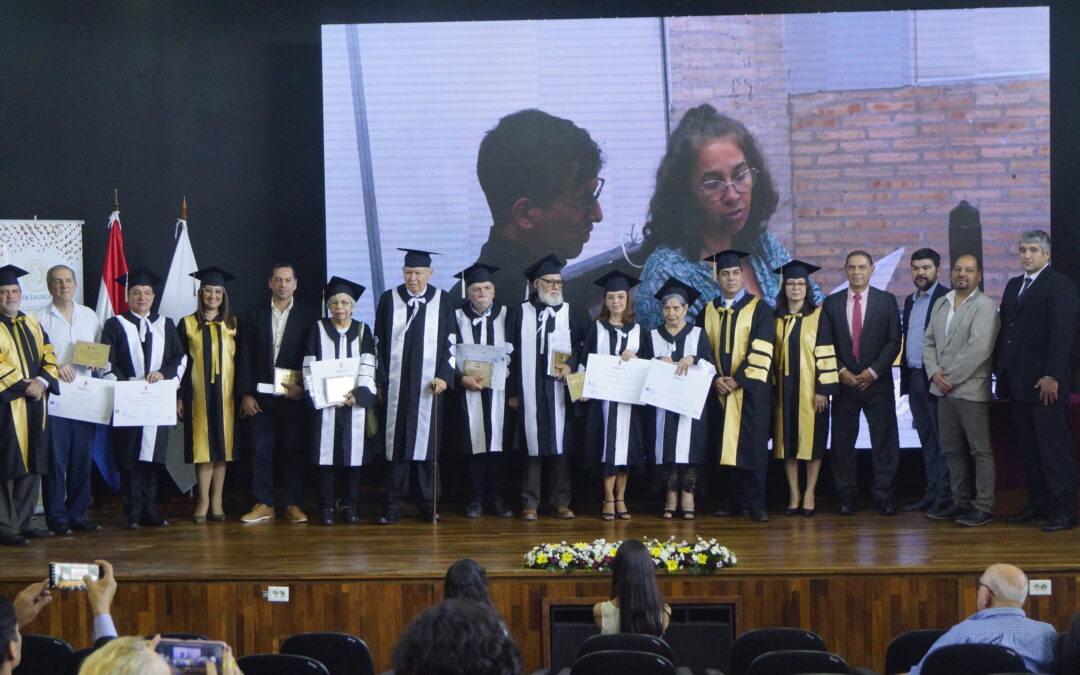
[1020,263,1048,292]
[945,289,978,334]
[271,298,294,363]
[35,302,100,376]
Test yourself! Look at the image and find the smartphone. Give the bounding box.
[155,639,226,674]
[48,562,101,591]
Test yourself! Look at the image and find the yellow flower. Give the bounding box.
[649,546,662,557]
[537,554,549,565]
[665,559,679,572]
[694,553,708,564]
[678,546,691,554]
[561,552,574,564]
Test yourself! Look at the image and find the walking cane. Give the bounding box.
[429,384,441,525]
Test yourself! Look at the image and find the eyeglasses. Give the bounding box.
[696,168,758,201]
[784,281,807,288]
[976,580,995,597]
[557,177,605,214]
[538,277,564,288]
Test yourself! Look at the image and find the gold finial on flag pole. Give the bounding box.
[181,195,187,221]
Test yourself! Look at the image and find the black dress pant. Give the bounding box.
[1011,400,1077,518]
[385,460,438,514]
[830,386,899,504]
[468,453,505,504]
[317,466,361,509]
[120,462,159,521]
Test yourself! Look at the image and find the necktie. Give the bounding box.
[1017,276,1033,302]
[852,293,863,362]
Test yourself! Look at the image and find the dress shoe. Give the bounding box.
[520,508,538,521]
[207,513,226,522]
[241,503,275,523]
[285,505,308,523]
[1007,507,1046,524]
[802,508,816,517]
[748,506,769,522]
[1042,516,1078,532]
[837,503,855,516]
[341,507,359,524]
[465,502,483,518]
[123,518,140,530]
[876,501,897,516]
[926,503,967,520]
[0,533,29,547]
[141,515,170,527]
[376,511,401,526]
[957,509,993,527]
[490,499,514,518]
[901,497,933,513]
[784,507,801,517]
[420,509,441,523]
[714,506,748,517]
[71,522,103,532]
[52,523,73,535]
[21,528,53,539]
[554,506,576,520]
[319,508,334,526]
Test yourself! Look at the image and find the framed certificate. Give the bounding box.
[308,358,362,409]
[273,368,301,395]
[463,360,493,388]
[73,341,110,369]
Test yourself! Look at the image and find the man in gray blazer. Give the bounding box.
[922,255,1000,526]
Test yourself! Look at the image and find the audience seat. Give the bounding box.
[68,646,96,675]
[746,649,849,675]
[570,650,677,675]
[918,644,1026,675]
[730,628,828,675]
[14,634,74,675]
[237,653,331,675]
[281,631,376,675]
[144,632,212,640]
[884,629,946,675]
[576,634,674,661]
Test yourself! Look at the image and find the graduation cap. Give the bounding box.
[398,248,440,268]
[702,249,750,271]
[117,266,163,288]
[653,277,701,307]
[324,276,366,302]
[593,270,640,293]
[189,266,236,287]
[523,254,565,282]
[772,259,821,281]
[454,262,499,288]
[0,265,28,287]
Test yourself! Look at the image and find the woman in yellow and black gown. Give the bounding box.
[178,266,239,523]
[771,260,838,517]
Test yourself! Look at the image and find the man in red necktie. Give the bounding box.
[820,251,902,516]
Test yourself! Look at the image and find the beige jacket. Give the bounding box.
[923,289,1000,402]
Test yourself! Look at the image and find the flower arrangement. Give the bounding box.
[523,537,737,574]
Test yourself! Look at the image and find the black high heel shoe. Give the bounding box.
[784,507,801,516]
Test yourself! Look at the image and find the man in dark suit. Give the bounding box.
[236,262,319,524]
[900,248,951,513]
[995,230,1080,532]
[822,250,902,515]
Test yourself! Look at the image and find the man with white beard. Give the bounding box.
[507,254,587,520]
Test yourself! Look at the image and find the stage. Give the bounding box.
[3,490,1079,672]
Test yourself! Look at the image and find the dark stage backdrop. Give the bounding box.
[1,0,1078,315]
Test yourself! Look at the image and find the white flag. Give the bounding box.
[159,219,199,322]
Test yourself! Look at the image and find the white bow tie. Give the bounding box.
[404,294,427,332]
[537,307,557,354]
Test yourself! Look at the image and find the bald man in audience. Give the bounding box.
[907,563,1058,675]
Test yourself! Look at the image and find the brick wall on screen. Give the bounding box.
[789,79,1049,301]
[665,15,795,245]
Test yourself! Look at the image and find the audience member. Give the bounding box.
[593,539,671,636]
[908,563,1057,675]
[392,599,522,675]
[0,596,20,675]
[1059,610,1080,675]
[443,559,495,608]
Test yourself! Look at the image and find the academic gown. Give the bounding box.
[772,308,839,461]
[375,284,456,463]
[178,315,238,464]
[451,302,510,455]
[102,311,186,469]
[648,323,714,466]
[581,320,651,472]
[304,318,378,467]
[507,297,587,457]
[0,313,59,481]
[698,295,775,471]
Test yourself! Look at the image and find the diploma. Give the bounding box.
[639,360,716,420]
[73,341,110,369]
[49,377,114,425]
[452,342,512,390]
[308,357,361,409]
[112,380,178,427]
[462,360,493,388]
[582,354,651,405]
[564,371,586,402]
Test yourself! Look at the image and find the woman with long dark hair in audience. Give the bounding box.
[443,559,495,608]
[580,271,651,521]
[647,278,714,520]
[635,104,822,329]
[302,277,378,526]
[593,539,671,636]
[771,261,838,517]
[178,267,239,523]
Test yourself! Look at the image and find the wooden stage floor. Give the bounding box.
[4,492,1079,671]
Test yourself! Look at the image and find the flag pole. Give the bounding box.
[113,188,119,214]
